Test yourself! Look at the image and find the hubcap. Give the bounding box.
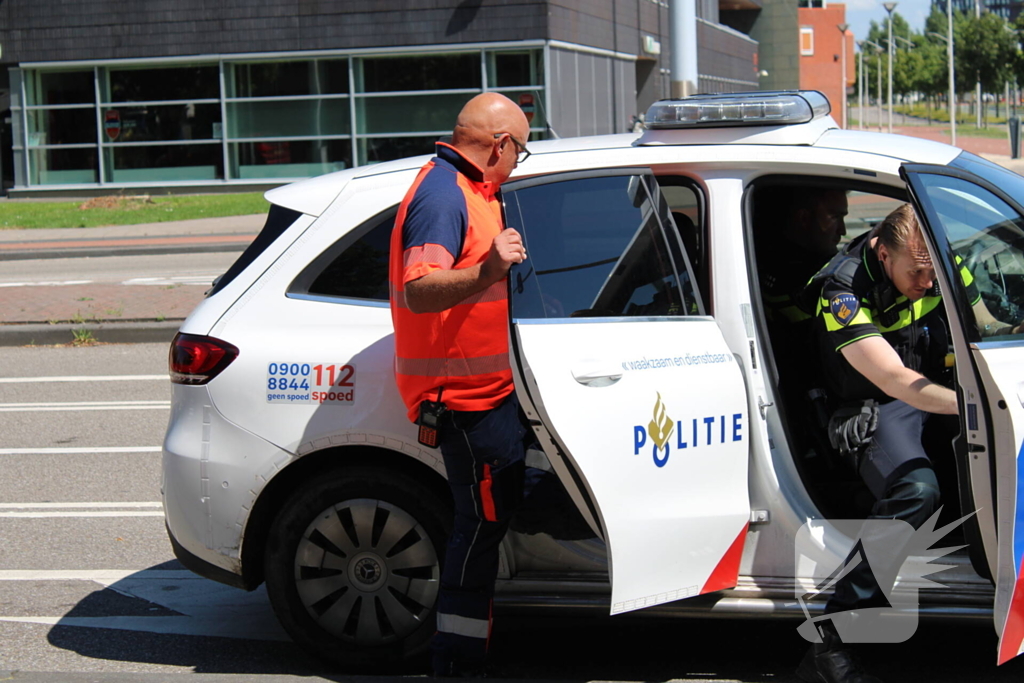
[293,498,440,645]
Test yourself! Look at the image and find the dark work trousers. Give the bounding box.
[431,392,533,676]
[824,399,942,617]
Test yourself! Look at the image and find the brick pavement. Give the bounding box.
[892,126,1011,157]
[0,282,206,325]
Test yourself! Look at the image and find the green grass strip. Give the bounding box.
[0,192,270,230]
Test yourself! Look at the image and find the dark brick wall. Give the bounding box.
[697,20,758,88]
[0,0,550,63]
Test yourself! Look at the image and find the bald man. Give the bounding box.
[388,93,532,676]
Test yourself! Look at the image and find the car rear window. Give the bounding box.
[290,207,396,303]
[208,204,304,297]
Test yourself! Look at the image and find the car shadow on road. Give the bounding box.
[42,559,428,677]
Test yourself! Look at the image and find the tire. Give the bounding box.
[264,464,450,667]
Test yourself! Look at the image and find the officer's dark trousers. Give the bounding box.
[824,400,942,616]
[432,393,530,676]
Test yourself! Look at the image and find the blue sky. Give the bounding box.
[843,0,933,45]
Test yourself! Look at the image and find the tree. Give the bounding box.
[957,11,1015,95]
[1013,13,1024,88]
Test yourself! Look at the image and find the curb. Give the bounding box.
[0,321,181,346]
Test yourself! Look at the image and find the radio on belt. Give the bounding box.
[417,387,447,448]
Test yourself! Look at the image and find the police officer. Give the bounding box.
[388,93,532,677]
[797,203,994,683]
[757,186,849,327]
[756,187,849,451]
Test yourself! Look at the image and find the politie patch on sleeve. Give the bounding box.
[830,293,860,327]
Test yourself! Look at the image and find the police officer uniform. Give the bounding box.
[811,231,979,614]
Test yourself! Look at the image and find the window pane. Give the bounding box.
[358,136,438,165]
[231,140,351,179]
[28,71,95,106]
[107,66,219,102]
[101,104,221,143]
[508,175,686,319]
[358,54,480,92]
[356,93,472,134]
[308,215,394,301]
[106,143,223,182]
[231,60,349,97]
[28,109,96,145]
[492,89,546,130]
[30,148,97,185]
[226,99,350,138]
[488,51,542,87]
[917,174,1024,341]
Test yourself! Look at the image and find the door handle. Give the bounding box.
[571,365,624,387]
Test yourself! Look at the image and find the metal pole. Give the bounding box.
[976,0,982,129]
[839,24,849,128]
[884,2,897,134]
[948,0,957,145]
[670,0,699,97]
[859,44,865,130]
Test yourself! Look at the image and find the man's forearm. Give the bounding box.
[881,367,959,415]
[404,266,496,313]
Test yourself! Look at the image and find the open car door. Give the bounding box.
[501,169,750,614]
[903,161,1024,663]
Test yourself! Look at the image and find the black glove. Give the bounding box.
[828,400,879,460]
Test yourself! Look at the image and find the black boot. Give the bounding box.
[795,623,883,683]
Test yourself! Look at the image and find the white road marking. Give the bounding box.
[0,502,164,519]
[0,280,94,288]
[0,502,162,509]
[0,511,165,518]
[0,446,161,455]
[122,275,216,286]
[0,374,167,384]
[0,400,170,412]
[0,569,187,581]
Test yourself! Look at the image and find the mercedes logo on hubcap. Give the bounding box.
[354,557,382,585]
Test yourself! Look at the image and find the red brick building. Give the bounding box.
[798,4,855,127]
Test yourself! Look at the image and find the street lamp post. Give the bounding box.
[976,0,982,129]
[858,41,866,130]
[927,27,956,146]
[883,2,898,134]
[864,39,885,131]
[838,23,849,128]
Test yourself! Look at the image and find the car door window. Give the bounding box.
[913,173,1024,342]
[504,173,696,320]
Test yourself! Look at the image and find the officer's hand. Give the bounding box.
[828,400,879,459]
[481,229,526,283]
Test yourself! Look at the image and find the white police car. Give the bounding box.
[163,91,1024,666]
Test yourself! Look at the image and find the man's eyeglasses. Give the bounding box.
[494,133,531,164]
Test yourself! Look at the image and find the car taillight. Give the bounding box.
[169,333,239,385]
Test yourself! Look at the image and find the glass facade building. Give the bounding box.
[12,44,546,190]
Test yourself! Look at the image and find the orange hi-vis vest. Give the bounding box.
[389,142,513,422]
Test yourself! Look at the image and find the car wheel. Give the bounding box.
[264,465,449,666]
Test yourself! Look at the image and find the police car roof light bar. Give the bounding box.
[645,91,831,129]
